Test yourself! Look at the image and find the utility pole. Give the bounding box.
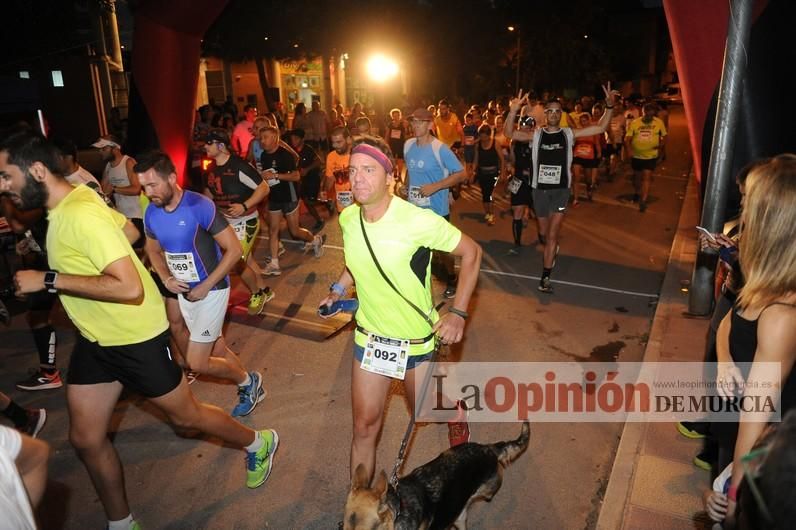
[688,0,754,315]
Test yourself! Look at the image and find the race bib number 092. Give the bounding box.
[360,333,410,380]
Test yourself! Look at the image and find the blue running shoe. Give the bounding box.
[232,371,264,417]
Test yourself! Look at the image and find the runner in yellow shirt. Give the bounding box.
[433,99,464,148]
[625,103,667,212]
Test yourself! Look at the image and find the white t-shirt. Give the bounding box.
[104,155,141,219]
[0,426,36,530]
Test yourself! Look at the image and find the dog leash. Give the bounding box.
[359,211,444,488]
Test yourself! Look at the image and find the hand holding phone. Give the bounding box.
[696,226,717,242]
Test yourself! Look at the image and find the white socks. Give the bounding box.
[245,430,263,453]
[108,514,133,530]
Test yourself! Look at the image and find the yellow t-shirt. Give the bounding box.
[433,114,462,147]
[626,117,667,160]
[340,197,461,355]
[46,185,168,346]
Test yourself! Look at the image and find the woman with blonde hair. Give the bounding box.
[710,154,796,524]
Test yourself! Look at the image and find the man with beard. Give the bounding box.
[138,150,265,417]
[625,102,667,212]
[506,85,618,293]
[325,126,352,213]
[92,135,143,247]
[0,132,278,530]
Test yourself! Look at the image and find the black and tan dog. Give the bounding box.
[344,421,530,530]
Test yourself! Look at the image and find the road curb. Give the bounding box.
[596,168,701,530]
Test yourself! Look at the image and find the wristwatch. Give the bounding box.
[43,271,58,294]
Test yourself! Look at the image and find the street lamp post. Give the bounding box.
[508,26,520,91]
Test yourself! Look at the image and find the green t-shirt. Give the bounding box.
[339,197,462,355]
[47,185,168,346]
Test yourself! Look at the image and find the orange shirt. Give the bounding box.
[433,114,462,147]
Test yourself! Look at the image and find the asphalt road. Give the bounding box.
[0,108,692,529]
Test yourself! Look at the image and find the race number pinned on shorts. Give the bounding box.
[165,252,200,283]
[336,190,354,208]
[408,186,431,207]
[507,177,522,195]
[538,164,562,185]
[231,221,247,241]
[360,333,410,380]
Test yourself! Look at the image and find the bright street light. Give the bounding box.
[366,54,399,83]
[507,25,515,32]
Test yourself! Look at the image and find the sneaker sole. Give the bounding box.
[16,380,63,391]
[248,430,279,489]
[676,422,706,440]
[30,409,47,438]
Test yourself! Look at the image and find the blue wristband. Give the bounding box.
[330,282,346,297]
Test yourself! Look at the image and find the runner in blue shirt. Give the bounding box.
[139,151,265,418]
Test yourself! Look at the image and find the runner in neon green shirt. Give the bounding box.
[318,135,482,485]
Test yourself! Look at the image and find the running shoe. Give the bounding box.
[676,421,707,440]
[486,214,495,226]
[246,429,279,488]
[232,371,265,417]
[508,246,521,256]
[247,287,274,315]
[312,234,326,258]
[538,277,554,294]
[16,369,63,391]
[261,262,282,277]
[447,401,470,447]
[693,451,714,472]
[21,408,46,438]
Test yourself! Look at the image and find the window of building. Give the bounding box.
[51,70,64,87]
[205,70,225,103]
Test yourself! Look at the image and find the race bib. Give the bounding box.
[336,190,354,208]
[538,164,562,185]
[464,136,475,146]
[507,177,522,194]
[574,143,595,159]
[638,130,653,141]
[360,333,410,380]
[408,186,431,207]
[231,221,247,241]
[390,129,402,139]
[165,252,200,283]
[267,178,280,187]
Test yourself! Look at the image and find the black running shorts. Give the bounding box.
[67,330,182,398]
[631,157,657,171]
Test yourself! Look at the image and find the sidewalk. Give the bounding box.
[597,174,714,530]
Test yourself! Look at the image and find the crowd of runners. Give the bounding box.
[0,83,689,529]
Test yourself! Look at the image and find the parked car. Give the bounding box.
[653,83,682,104]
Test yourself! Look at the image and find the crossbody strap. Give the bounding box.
[359,210,435,332]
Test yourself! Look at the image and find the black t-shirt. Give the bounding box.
[296,144,321,182]
[260,145,299,203]
[476,142,500,177]
[513,140,533,182]
[536,129,570,190]
[204,155,263,209]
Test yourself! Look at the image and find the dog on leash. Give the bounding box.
[344,421,530,530]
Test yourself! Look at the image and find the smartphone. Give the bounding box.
[695,226,717,242]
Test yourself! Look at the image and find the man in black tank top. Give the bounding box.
[506,86,618,293]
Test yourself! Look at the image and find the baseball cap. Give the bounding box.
[205,128,230,145]
[91,134,121,149]
[410,108,434,121]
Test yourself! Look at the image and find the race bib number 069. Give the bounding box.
[165,252,200,283]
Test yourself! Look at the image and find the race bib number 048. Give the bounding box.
[360,333,410,380]
[538,164,562,185]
